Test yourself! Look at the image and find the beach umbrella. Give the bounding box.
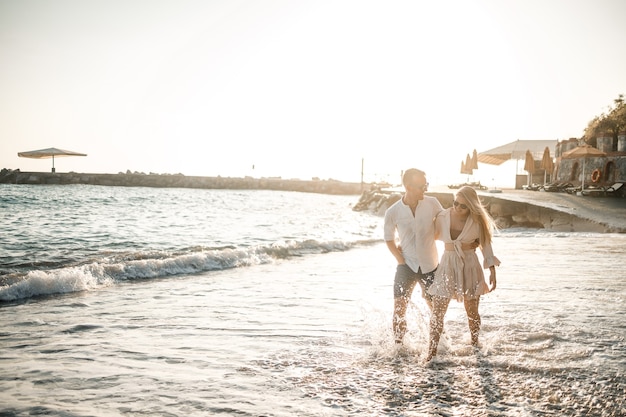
[523,150,535,173]
[540,146,554,185]
[459,155,474,183]
[524,150,535,186]
[460,160,466,175]
[465,154,474,175]
[478,139,557,165]
[470,149,479,170]
[561,145,606,192]
[463,154,474,181]
[18,147,87,172]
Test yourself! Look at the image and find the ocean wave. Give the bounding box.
[0,239,379,302]
[494,228,612,239]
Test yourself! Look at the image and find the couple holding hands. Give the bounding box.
[384,168,500,362]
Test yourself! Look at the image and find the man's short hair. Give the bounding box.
[402,168,426,187]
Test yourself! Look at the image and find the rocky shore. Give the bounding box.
[353,187,626,233]
[0,169,365,195]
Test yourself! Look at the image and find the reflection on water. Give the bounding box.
[253,233,626,416]
[260,331,623,416]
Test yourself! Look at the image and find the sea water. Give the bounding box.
[0,184,624,416]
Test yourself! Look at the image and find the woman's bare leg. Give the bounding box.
[464,297,481,346]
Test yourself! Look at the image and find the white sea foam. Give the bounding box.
[0,267,108,301]
[0,239,378,301]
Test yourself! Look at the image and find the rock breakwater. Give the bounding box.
[0,169,365,195]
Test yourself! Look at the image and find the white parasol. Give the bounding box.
[18,147,87,172]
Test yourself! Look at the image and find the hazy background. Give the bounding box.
[1,0,625,187]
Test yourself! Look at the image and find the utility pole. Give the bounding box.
[360,158,364,191]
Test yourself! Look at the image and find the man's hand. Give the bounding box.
[386,240,406,265]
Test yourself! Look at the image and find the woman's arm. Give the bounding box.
[488,266,496,291]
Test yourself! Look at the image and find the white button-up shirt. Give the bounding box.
[384,195,443,274]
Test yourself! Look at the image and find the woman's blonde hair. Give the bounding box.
[456,186,497,245]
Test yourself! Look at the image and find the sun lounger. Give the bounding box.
[565,185,581,194]
[541,182,559,192]
[543,182,572,192]
[447,181,488,190]
[581,182,623,197]
[606,182,623,195]
[581,186,604,197]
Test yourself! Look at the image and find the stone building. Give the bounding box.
[554,131,626,186]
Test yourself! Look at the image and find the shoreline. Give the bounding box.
[3,169,624,233]
[354,186,626,233]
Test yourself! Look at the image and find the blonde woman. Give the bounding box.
[425,186,500,361]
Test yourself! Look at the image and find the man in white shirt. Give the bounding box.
[384,168,443,344]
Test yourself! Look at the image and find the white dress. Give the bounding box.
[428,208,501,301]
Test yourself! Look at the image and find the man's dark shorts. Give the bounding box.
[393,264,437,300]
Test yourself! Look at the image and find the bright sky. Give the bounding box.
[1,0,625,187]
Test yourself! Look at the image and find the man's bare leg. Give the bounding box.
[426,296,450,361]
[393,296,409,343]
